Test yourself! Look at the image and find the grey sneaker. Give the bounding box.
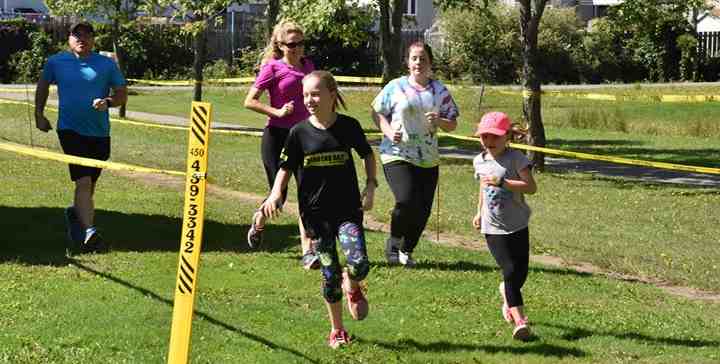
[246,211,264,249]
[385,236,401,265]
[301,251,320,270]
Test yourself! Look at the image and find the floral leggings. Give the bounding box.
[304,213,370,303]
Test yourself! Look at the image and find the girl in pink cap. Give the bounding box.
[244,20,318,269]
[471,111,537,341]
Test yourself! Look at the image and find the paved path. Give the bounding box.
[3,90,719,188]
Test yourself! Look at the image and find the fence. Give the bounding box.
[698,31,720,58]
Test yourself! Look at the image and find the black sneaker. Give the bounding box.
[80,230,109,254]
[246,211,264,249]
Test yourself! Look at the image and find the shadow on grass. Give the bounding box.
[545,168,720,191]
[356,337,586,358]
[538,321,719,349]
[68,259,318,363]
[0,206,300,266]
[369,259,594,278]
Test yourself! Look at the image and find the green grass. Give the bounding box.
[2,154,719,363]
[1,102,719,293]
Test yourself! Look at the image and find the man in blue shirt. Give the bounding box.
[35,21,127,254]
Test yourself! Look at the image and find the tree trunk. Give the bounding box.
[266,0,280,39]
[519,0,547,171]
[379,0,404,83]
[193,22,207,102]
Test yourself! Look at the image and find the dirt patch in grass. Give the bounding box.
[115,169,720,303]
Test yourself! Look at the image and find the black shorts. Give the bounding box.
[301,210,363,240]
[58,129,111,182]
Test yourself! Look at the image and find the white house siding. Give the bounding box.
[698,15,720,32]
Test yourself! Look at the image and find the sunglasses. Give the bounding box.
[282,40,305,49]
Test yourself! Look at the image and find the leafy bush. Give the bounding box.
[0,19,39,83]
[9,30,57,83]
[676,33,698,81]
[438,4,519,84]
[93,22,194,79]
[579,18,646,83]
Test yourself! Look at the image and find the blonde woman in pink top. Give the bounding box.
[244,20,318,269]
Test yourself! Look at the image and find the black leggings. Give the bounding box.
[383,161,439,254]
[486,228,530,308]
[261,126,290,203]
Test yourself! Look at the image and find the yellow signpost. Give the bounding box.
[167,101,213,364]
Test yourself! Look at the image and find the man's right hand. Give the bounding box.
[35,113,52,132]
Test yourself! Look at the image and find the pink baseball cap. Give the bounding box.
[475,111,511,136]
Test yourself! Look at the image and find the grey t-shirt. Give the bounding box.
[473,149,532,235]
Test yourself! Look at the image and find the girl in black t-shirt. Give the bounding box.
[261,71,378,349]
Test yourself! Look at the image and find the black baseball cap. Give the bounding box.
[69,21,95,36]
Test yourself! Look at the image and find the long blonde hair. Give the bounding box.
[303,71,347,111]
[261,20,305,65]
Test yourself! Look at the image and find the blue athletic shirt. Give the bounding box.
[41,51,126,137]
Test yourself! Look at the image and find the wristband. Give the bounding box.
[105,97,113,107]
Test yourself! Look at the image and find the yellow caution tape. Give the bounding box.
[0,86,57,93]
[0,141,185,176]
[495,89,719,103]
[1,98,263,137]
[436,132,720,175]
[127,75,383,86]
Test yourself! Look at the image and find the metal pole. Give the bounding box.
[230,11,235,63]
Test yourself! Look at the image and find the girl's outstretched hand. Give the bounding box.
[260,194,283,219]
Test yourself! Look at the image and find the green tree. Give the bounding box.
[376,0,404,82]
[280,0,375,48]
[517,0,548,170]
[437,0,548,169]
[154,0,237,101]
[607,0,704,81]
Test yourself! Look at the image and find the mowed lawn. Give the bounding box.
[1,153,719,364]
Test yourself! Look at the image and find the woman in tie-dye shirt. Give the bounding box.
[371,41,459,267]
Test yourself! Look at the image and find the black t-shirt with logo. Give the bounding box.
[280,114,372,217]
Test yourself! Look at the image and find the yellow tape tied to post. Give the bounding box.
[167,101,213,364]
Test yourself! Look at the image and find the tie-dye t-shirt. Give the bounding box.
[473,149,532,235]
[372,77,459,167]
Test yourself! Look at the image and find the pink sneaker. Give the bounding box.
[342,271,368,320]
[327,328,351,349]
[512,318,531,341]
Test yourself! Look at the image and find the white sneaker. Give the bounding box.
[398,251,416,267]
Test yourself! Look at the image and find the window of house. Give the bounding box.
[404,0,417,15]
